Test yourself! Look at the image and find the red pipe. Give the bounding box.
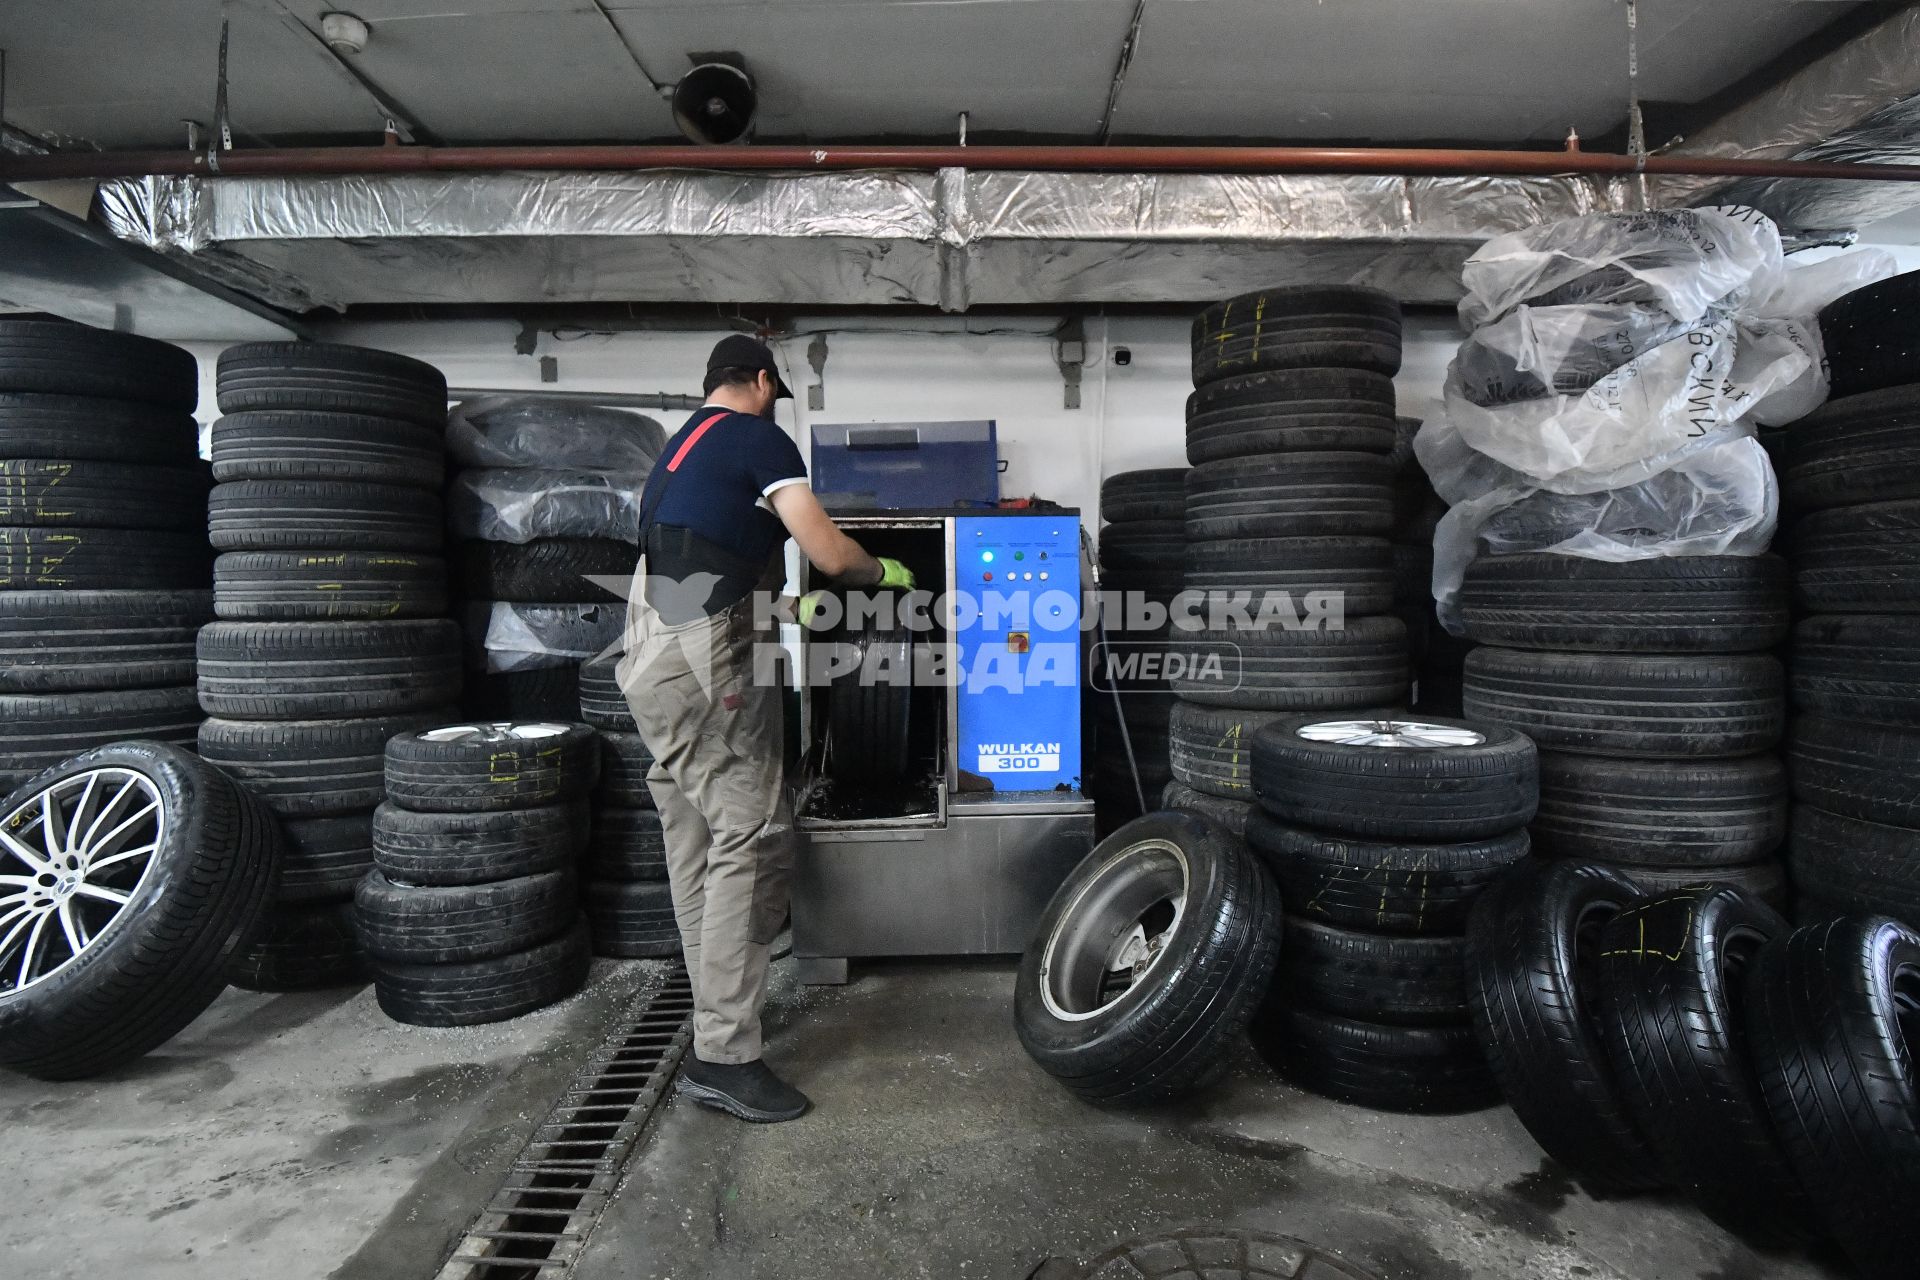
[2,142,1917,184]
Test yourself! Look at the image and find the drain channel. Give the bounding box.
[433,965,694,1280]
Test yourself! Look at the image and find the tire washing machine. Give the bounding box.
[790,423,1095,983]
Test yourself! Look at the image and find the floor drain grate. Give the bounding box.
[433,965,695,1280]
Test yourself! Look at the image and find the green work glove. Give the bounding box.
[876,557,916,590]
[797,590,831,628]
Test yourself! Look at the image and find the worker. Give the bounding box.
[617,334,914,1123]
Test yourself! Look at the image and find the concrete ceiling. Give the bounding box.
[0,0,1863,149]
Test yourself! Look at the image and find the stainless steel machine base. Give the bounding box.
[792,794,1094,984]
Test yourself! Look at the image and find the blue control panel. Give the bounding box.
[952,514,1082,791]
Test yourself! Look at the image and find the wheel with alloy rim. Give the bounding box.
[1251,711,1537,842]
[383,720,600,813]
[1015,811,1280,1106]
[0,741,281,1080]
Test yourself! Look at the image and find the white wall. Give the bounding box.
[203,311,1460,542]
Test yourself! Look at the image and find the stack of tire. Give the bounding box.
[1387,414,1470,716]
[576,652,680,958]
[1456,553,1792,908]
[1776,313,1920,930]
[195,342,462,990]
[1244,712,1537,1112]
[359,722,599,1025]
[1091,468,1185,826]
[0,319,211,794]
[1166,287,1408,835]
[1467,859,1920,1279]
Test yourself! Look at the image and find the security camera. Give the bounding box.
[1112,346,1132,367]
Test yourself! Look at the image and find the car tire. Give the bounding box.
[1191,287,1401,384]
[1251,1006,1498,1114]
[0,685,202,795]
[1817,272,1920,401]
[197,711,448,817]
[0,458,208,531]
[1530,751,1788,866]
[210,411,444,488]
[1101,469,1189,524]
[1791,614,1920,724]
[208,479,444,554]
[371,799,586,886]
[1158,780,1252,838]
[216,341,448,427]
[1015,811,1281,1106]
[1245,812,1529,935]
[1250,712,1537,841]
[1278,917,1467,1026]
[1466,859,1660,1192]
[0,392,197,465]
[578,651,635,730]
[583,879,680,958]
[197,620,461,720]
[1744,915,1920,1280]
[1788,805,1920,928]
[1184,536,1394,616]
[1462,648,1785,758]
[383,721,600,813]
[229,901,371,991]
[0,589,210,693]
[0,742,280,1079]
[354,868,576,964]
[0,319,197,411]
[1780,385,1920,512]
[373,914,590,1027]
[1458,553,1789,653]
[0,525,211,591]
[1788,715,1920,828]
[213,551,448,621]
[1167,616,1408,711]
[1167,701,1288,800]
[1185,368,1398,465]
[596,731,655,808]
[1184,453,1393,541]
[1788,498,1920,614]
[1593,885,1810,1243]
[584,807,666,881]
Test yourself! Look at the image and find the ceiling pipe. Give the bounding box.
[4,142,1920,185]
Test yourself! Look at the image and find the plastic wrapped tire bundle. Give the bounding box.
[458,537,631,603]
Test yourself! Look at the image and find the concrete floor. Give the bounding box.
[579,961,1854,1280]
[0,956,1858,1280]
[0,958,669,1280]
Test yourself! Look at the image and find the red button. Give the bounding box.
[982,572,993,581]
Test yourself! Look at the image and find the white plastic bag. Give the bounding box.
[1458,207,1785,331]
[447,396,666,471]
[1425,434,1778,627]
[467,601,627,673]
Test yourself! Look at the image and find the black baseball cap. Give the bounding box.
[707,334,792,399]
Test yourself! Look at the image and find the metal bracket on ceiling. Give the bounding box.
[212,16,233,171]
[1055,317,1086,411]
[1095,0,1147,144]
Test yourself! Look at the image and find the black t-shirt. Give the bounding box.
[638,407,810,565]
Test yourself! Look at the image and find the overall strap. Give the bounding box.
[635,410,730,546]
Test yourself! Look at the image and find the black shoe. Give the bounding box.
[676,1057,810,1123]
